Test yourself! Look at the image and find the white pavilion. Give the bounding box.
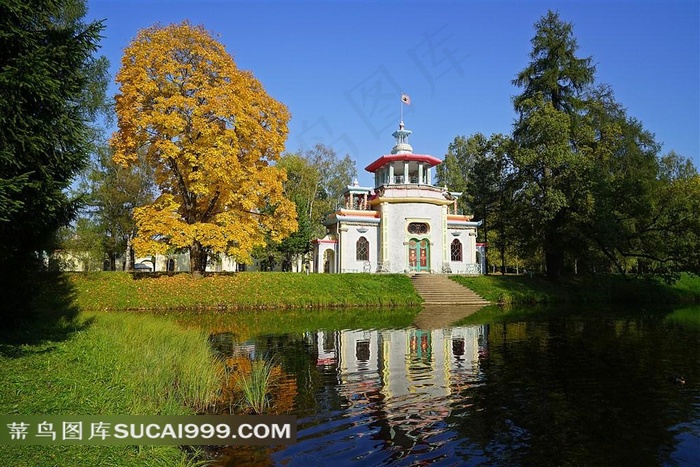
[312,122,485,274]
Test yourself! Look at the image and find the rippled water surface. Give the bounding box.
[181,305,700,466]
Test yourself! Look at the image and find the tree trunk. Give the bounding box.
[125,235,134,271]
[544,211,566,281]
[190,241,207,273]
[545,247,564,281]
[500,243,506,275]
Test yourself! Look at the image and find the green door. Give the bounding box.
[408,238,430,272]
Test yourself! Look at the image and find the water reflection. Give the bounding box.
[205,306,700,466]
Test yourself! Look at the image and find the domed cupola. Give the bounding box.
[391,121,413,155]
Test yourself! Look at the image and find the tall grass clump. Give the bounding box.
[221,355,279,414]
[87,312,224,414]
[237,358,277,414]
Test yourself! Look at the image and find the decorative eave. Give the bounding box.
[447,219,482,228]
[336,215,381,224]
[368,196,454,207]
[323,209,381,226]
[365,154,442,173]
[312,238,338,244]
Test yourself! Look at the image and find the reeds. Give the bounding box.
[236,358,277,414]
[94,312,224,413]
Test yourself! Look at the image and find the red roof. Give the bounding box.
[365,154,442,172]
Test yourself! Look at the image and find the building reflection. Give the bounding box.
[216,324,489,458]
[311,326,489,454]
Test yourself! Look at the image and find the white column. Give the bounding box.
[381,203,389,264]
[442,205,448,265]
[389,164,394,184]
[418,163,424,185]
[426,167,432,185]
[404,161,409,184]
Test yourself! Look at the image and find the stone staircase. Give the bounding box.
[410,274,490,306]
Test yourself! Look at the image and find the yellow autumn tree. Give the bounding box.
[111,22,297,272]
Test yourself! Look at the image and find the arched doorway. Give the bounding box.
[323,249,335,274]
[408,238,430,272]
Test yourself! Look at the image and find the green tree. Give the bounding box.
[279,144,356,236]
[510,11,699,281]
[590,144,700,281]
[513,10,595,116]
[435,134,484,214]
[252,145,356,270]
[0,0,108,321]
[471,134,518,274]
[277,152,322,226]
[276,205,314,270]
[55,217,104,271]
[275,154,321,268]
[0,0,108,268]
[87,147,155,270]
[437,133,519,274]
[511,10,596,279]
[438,11,697,282]
[575,85,660,275]
[304,143,357,229]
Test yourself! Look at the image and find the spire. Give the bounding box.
[391,121,413,154]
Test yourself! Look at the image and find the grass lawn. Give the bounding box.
[451,273,700,305]
[68,272,422,311]
[0,309,222,467]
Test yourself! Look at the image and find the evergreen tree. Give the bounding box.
[0,0,108,323]
[513,10,595,116]
[0,0,108,269]
[511,10,596,279]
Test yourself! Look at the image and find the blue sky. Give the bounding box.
[87,1,699,187]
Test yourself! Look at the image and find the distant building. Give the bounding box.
[313,122,485,274]
[53,249,304,274]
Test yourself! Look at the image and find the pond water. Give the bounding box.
[174,304,700,466]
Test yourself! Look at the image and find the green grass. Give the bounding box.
[451,273,700,305]
[664,305,700,329]
[671,274,700,298]
[0,311,222,467]
[451,274,565,304]
[235,358,276,414]
[68,272,422,311]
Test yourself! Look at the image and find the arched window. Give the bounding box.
[356,236,369,261]
[451,239,462,262]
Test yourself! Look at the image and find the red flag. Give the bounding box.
[401,94,411,105]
